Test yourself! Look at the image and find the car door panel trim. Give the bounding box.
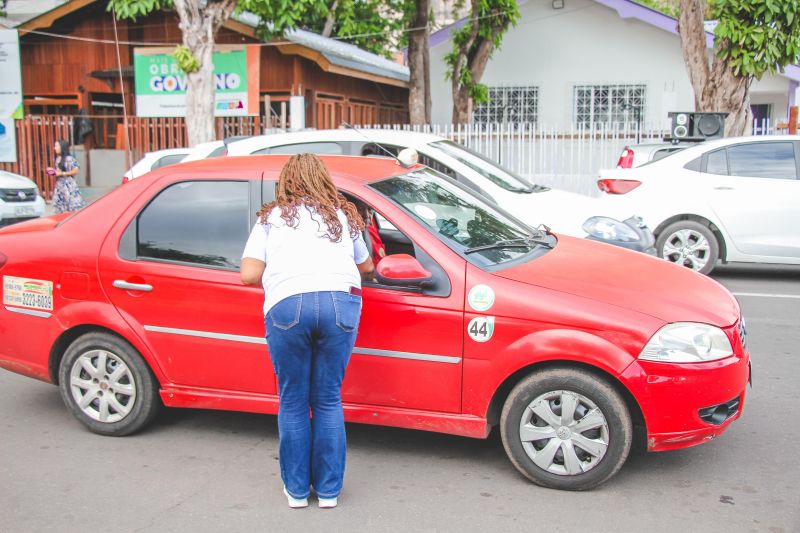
[143,325,461,363]
[4,306,52,319]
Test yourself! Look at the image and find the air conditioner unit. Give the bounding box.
[666,112,728,143]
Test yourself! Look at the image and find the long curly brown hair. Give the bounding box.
[257,153,365,242]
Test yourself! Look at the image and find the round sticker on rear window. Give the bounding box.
[468,284,495,311]
[414,204,437,220]
[468,316,495,343]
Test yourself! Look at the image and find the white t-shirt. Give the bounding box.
[242,204,370,315]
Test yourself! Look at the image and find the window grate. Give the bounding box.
[573,84,646,128]
[473,86,539,125]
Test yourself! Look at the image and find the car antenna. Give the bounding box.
[340,122,416,168]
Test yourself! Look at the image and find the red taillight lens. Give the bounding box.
[616,148,634,168]
[597,179,642,194]
[122,175,130,184]
[0,252,7,269]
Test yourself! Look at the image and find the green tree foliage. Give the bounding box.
[110,0,404,59]
[259,0,406,57]
[678,0,800,135]
[635,0,680,17]
[712,0,800,79]
[108,0,169,20]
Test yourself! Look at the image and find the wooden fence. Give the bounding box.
[0,116,74,200]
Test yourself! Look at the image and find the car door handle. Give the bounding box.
[713,186,735,190]
[112,280,153,292]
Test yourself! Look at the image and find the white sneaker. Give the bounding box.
[283,486,308,509]
[318,496,338,509]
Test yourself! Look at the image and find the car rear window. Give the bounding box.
[151,153,187,170]
[254,142,344,156]
[137,181,250,269]
[727,142,797,179]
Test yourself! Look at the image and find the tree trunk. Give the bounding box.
[408,0,431,125]
[322,0,338,38]
[450,1,506,124]
[173,0,236,147]
[450,0,481,124]
[678,0,711,110]
[678,0,753,136]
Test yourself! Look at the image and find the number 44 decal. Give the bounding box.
[467,316,495,343]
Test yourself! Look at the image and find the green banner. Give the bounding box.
[133,46,255,117]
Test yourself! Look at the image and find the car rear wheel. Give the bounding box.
[656,220,719,275]
[58,332,160,436]
[500,368,632,491]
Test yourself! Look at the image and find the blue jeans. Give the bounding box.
[265,291,361,499]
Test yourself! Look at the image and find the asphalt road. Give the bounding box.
[1,264,798,533]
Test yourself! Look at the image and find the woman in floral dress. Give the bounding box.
[50,139,86,214]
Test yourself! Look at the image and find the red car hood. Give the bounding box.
[495,235,740,326]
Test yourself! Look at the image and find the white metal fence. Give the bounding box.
[371,120,787,196]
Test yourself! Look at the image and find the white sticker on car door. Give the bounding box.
[3,276,54,311]
[467,316,495,343]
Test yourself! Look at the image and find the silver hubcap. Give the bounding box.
[69,350,136,423]
[661,229,711,271]
[519,390,609,476]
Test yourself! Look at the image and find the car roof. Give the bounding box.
[143,148,192,158]
[227,128,447,154]
[638,134,800,169]
[162,154,417,185]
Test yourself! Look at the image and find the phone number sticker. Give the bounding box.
[3,276,54,311]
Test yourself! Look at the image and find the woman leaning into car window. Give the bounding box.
[240,153,375,509]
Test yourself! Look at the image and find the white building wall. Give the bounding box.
[429,0,791,126]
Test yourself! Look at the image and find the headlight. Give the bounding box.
[639,323,733,363]
[582,216,639,242]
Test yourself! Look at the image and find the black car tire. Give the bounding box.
[500,368,633,491]
[656,220,719,275]
[58,332,160,436]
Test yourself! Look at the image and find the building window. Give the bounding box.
[473,86,539,125]
[573,84,646,127]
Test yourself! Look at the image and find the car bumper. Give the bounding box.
[585,216,656,254]
[620,350,750,452]
[0,197,46,225]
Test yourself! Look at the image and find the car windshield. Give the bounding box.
[370,168,550,267]
[429,140,535,193]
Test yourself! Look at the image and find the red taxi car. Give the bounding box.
[0,156,750,490]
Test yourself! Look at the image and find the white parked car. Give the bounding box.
[227,130,655,252]
[123,148,192,184]
[616,142,687,168]
[181,140,227,162]
[598,135,800,274]
[0,170,46,226]
[125,138,247,184]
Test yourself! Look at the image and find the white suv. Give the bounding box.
[0,170,46,226]
[227,129,655,253]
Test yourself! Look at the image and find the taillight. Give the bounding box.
[0,251,7,269]
[616,148,634,168]
[122,175,130,184]
[597,179,642,194]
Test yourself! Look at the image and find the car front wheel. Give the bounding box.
[656,220,719,275]
[500,368,632,491]
[58,332,160,436]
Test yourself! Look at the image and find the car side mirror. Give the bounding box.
[375,254,433,287]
